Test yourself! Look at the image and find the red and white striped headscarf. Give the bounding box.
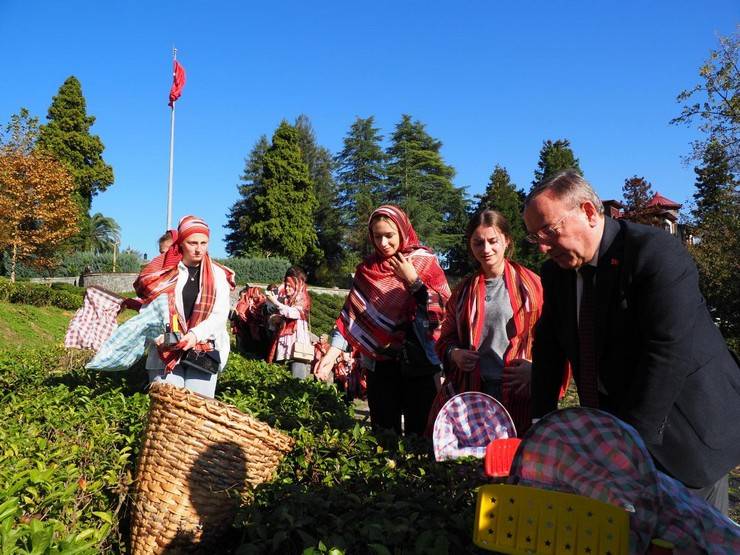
[336,205,450,359]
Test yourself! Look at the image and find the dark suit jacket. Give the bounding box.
[531,216,740,488]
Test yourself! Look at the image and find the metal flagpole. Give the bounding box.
[166,47,177,230]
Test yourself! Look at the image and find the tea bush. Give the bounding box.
[0,345,485,554]
[309,293,346,338]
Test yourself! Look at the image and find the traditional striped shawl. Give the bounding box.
[336,205,451,360]
[432,259,546,435]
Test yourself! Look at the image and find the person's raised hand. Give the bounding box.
[388,252,419,286]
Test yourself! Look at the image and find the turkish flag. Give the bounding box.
[168,60,186,107]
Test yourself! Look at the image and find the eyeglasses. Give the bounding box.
[525,211,574,244]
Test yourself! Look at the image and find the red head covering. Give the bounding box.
[176,215,209,243]
[367,204,422,257]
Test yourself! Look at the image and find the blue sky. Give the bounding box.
[1,1,737,259]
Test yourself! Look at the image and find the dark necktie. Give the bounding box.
[578,265,599,408]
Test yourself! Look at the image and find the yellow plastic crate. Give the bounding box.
[473,484,629,555]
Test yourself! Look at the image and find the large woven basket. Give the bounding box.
[130,382,294,554]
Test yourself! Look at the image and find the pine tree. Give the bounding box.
[249,122,319,264]
[36,76,113,249]
[385,114,466,259]
[688,140,739,347]
[293,115,343,281]
[622,175,655,224]
[532,139,582,187]
[335,116,387,259]
[692,139,736,221]
[223,136,270,257]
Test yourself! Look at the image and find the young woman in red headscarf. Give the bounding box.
[315,205,451,435]
[134,215,235,398]
[264,266,312,378]
[428,209,569,436]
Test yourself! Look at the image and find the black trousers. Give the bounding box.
[366,359,437,435]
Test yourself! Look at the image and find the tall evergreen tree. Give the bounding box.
[224,136,270,257]
[36,76,113,249]
[692,139,736,221]
[532,139,582,187]
[688,139,739,347]
[294,115,343,281]
[335,116,387,259]
[385,114,466,260]
[37,77,113,209]
[249,122,319,264]
[622,175,655,224]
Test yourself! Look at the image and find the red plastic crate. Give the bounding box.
[484,438,522,478]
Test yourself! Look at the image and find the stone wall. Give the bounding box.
[29,277,80,287]
[80,273,139,293]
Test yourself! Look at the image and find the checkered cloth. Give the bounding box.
[508,408,740,553]
[85,295,169,371]
[432,392,516,462]
[64,287,124,351]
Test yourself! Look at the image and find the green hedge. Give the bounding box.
[309,293,347,337]
[1,251,144,278]
[0,279,83,310]
[215,257,291,285]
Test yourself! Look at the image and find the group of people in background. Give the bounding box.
[124,169,737,515]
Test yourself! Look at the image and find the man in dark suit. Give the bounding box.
[524,170,740,513]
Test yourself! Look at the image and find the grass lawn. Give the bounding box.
[0,301,75,346]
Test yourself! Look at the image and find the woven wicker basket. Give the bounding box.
[130,382,294,554]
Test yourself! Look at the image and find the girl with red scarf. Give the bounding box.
[135,215,235,398]
[316,205,451,435]
[429,209,568,435]
[265,266,312,379]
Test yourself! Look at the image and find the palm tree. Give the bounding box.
[86,212,120,253]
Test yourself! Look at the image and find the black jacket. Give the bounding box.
[531,216,740,487]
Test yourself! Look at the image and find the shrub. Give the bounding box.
[1,251,143,278]
[0,278,83,310]
[215,257,291,285]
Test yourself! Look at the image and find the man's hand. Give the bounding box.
[503,358,532,398]
[450,348,480,373]
[388,252,419,286]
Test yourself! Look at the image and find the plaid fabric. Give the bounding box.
[432,392,515,462]
[336,205,450,360]
[64,287,124,351]
[508,408,740,553]
[654,473,740,552]
[85,295,169,371]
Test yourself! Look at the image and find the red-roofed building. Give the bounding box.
[605,193,687,239]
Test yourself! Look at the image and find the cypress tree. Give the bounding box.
[249,122,319,265]
[622,175,655,225]
[37,76,113,249]
[224,135,269,257]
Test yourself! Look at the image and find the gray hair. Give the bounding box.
[525,170,604,214]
